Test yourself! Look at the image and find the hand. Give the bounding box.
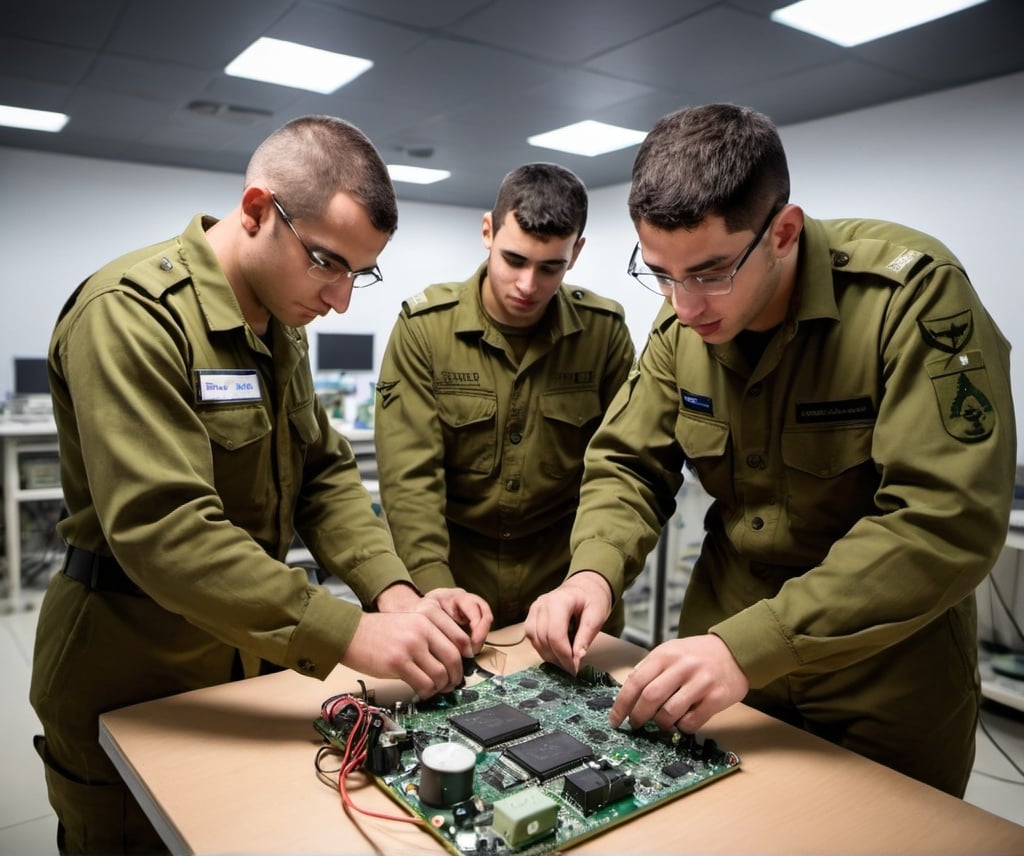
[422,587,493,654]
[525,571,612,675]
[345,595,470,698]
[609,634,749,733]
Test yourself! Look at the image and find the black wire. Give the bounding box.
[986,571,1024,645]
[977,709,1024,782]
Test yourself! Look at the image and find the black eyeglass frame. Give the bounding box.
[627,208,780,297]
[269,193,383,288]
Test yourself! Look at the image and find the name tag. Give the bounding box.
[195,370,262,402]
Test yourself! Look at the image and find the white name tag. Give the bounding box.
[195,370,262,402]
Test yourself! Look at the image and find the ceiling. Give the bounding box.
[2,0,1023,210]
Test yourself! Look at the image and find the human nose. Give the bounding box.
[515,267,540,295]
[321,278,354,314]
[669,283,706,323]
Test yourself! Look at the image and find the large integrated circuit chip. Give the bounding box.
[504,730,593,780]
[449,702,540,747]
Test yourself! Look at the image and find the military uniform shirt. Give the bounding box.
[570,216,1016,690]
[375,263,634,620]
[32,214,412,700]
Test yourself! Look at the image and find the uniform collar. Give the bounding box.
[790,215,840,325]
[182,214,249,334]
[452,261,583,343]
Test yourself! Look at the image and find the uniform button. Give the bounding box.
[748,383,762,397]
[505,479,520,491]
[509,432,522,444]
[298,658,316,673]
[160,257,173,271]
[832,251,850,267]
[572,289,584,299]
[751,517,764,531]
[745,454,765,469]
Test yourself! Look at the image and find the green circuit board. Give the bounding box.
[315,662,740,855]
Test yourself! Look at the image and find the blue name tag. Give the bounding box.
[681,388,713,415]
[195,370,262,403]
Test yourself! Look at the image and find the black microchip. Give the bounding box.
[586,694,614,710]
[518,678,539,688]
[504,730,593,780]
[662,761,693,778]
[449,703,540,748]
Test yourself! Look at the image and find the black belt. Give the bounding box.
[62,546,145,596]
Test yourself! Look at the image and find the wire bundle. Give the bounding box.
[314,693,424,825]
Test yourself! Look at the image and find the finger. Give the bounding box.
[609,668,645,729]
[467,604,493,652]
[425,625,466,691]
[570,610,604,667]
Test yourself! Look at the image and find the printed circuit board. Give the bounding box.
[315,662,740,855]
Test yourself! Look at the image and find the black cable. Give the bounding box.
[985,571,1024,646]
[977,709,1024,782]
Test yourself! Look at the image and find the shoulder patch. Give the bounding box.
[926,349,996,443]
[918,309,972,354]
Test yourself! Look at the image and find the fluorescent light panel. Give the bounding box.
[771,0,988,47]
[0,105,69,132]
[225,37,372,94]
[527,120,647,157]
[387,164,451,185]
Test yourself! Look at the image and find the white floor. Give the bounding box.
[2,589,1024,855]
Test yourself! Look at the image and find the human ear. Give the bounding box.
[772,204,804,259]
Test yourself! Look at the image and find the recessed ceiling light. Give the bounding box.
[225,37,372,94]
[0,105,69,132]
[387,164,451,185]
[527,120,647,157]
[771,0,988,47]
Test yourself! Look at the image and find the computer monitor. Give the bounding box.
[316,333,374,373]
[14,357,50,395]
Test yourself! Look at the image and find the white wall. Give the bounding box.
[2,69,1023,451]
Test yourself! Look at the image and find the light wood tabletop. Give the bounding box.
[100,625,1024,855]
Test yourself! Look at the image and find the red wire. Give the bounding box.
[328,697,425,826]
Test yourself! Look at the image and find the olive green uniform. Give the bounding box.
[570,217,1015,795]
[31,215,412,853]
[375,264,634,627]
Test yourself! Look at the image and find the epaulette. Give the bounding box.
[402,281,462,317]
[561,284,626,319]
[121,249,191,300]
[827,237,939,287]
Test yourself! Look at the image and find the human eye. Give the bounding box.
[540,262,567,276]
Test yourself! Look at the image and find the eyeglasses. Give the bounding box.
[269,193,383,288]
[627,209,778,297]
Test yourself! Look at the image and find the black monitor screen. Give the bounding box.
[317,333,374,372]
[14,357,50,395]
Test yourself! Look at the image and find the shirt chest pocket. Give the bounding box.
[197,404,273,511]
[674,411,732,502]
[438,391,497,474]
[539,389,603,478]
[781,423,878,534]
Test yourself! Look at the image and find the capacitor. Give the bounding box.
[418,742,476,808]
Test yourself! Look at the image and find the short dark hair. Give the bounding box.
[491,163,588,239]
[628,104,789,233]
[245,115,398,234]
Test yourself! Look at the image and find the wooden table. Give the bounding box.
[100,626,1024,854]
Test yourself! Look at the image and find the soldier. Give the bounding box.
[374,163,635,630]
[526,104,1016,796]
[31,115,491,854]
